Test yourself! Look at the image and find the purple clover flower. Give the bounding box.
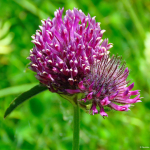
[68,54,141,117]
[28,8,112,93]
[28,8,141,117]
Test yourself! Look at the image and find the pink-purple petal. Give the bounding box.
[109,91,119,100]
[128,83,134,90]
[100,105,108,117]
[87,92,93,100]
[78,81,86,90]
[100,97,111,106]
[91,103,98,115]
[66,89,80,94]
[109,103,130,111]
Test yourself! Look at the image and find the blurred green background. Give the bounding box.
[0,0,150,150]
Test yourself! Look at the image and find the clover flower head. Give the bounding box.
[28,8,141,117]
[71,54,141,117]
[28,8,112,93]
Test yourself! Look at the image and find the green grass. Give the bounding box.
[0,0,150,150]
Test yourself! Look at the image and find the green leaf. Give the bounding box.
[4,84,47,118]
[0,83,38,98]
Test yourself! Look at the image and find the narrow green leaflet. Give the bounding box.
[0,83,38,98]
[4,84,47,118]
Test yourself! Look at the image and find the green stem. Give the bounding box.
[72,104,80,150]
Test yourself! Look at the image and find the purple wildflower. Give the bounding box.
[74,54,141,117]
[28,8,112,93]
[28,8,141,117]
